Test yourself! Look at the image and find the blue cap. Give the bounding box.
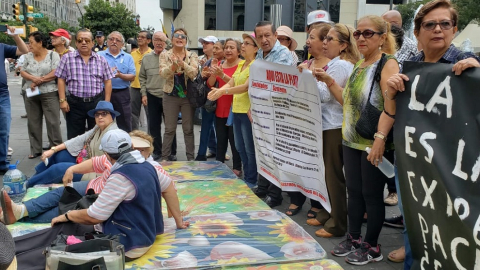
[8,164,16,170]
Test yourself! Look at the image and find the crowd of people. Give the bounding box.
[0,0,479,268]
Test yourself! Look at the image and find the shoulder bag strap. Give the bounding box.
[366,53,386,102]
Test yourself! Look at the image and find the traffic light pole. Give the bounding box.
[75,2,84,28]
[20,0,29,38]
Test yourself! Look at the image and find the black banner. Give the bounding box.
[395,62,480,270]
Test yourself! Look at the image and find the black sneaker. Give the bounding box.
[384,215,404,228]
[345,242,383,265]
[168,155,177,161]
[331,234,362,257]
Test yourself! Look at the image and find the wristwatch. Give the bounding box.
[51,146,57,153]
[59,98,66,103]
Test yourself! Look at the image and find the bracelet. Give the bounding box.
[374,132,387,142]
[327,79,335,88]
[384,89,396,100]
[51,146,57,153]
[383,109,396,119]
[376,131,386,137]
[65,210,71,221]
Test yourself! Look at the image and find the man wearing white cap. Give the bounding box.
[276,26,299,66]
[303,10,333,61]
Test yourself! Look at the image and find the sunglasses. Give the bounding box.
[173,33,187,40]
[352,30,383,40]
[421,20,455,31]
[94,111,110,118]
[325,35,340,43]
[76,38,92,44]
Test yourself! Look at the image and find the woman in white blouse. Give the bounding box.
[301,23,361,238]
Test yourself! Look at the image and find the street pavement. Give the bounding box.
[4,72,404,269]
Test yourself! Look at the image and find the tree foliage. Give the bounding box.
[82,0,140,40]
[453,0,480,31]
[395,0,479,32]
[33,17,78,36]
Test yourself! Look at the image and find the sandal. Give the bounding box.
[388,246,405,263]
[28,153,41,159]
[306,218,322,226]
[285,206,302,216]
[307,209,320,218]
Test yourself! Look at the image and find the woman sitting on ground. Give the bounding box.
[1,130,187,230]
[26,101,119,187]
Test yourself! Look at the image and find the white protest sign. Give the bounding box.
[249,60,330,212]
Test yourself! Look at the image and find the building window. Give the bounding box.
[263,0,274,21]
[293,0,306,32]
[329,0,340,23]
[233,0,245,31]
[205,0,216,30]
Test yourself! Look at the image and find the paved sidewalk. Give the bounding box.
[4,73,404,269]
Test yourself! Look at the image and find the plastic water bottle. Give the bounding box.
[365,147,395,178]
[3,162,27,203]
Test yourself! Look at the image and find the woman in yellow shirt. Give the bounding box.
[208,33,258,187]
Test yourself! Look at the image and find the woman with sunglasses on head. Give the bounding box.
[301,24,361,240]
[205,39,243,176]
[379,0,480,267]
[25,101,119,188]
[159,28,199,161]
[207,33,259,188]
[284,23,331,220]
[313,15,399,265]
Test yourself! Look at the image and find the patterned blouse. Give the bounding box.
[22,51,60,94]
[342,54,397,151]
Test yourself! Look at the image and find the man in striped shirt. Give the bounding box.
[51,130,189,259]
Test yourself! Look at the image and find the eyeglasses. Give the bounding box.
[421,20,455,31]
[173,33,187,40]
[242,41,256,47]
[76,38,92,44]
[277,37,291,42]
[94,111,109,118]
[325,35,340,43]
[153,38,166,42]
[108,37,122,43]
[352,30,383,40]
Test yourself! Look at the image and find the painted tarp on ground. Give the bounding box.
[126,210,326,269]
[160,161,238,181]
[223,259,343,269]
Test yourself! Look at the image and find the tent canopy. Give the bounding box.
[452,21,480,53]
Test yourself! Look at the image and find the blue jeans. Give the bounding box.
[28,150,83,188]
[0,93,11,171]
[197,108,216,156]
[23,180,90,223]
[395,166,413,269]
[233,113,257,186]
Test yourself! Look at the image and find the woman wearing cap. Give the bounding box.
[276,26,299,66]
[26,101,119,187]
[49,29,73,58]
[301,24,361,239]
[207,33,258,188]
[21,31,62,160]
[284,23,332,219]
[159,28,199,161]
[1,130,188,232]
[206,39,242,176]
